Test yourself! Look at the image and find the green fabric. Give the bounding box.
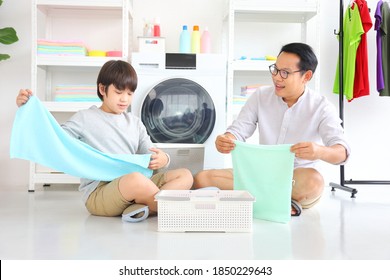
[232,141,294,223]
[333,5,364,101]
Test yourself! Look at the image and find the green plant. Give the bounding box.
[0,0,19,61]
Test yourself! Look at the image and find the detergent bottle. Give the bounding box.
[200,27,211,53]
[191,25,201,53]
[153,17,161,37]
[179,25,191,53]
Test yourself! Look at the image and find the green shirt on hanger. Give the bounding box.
[333,4,364,101]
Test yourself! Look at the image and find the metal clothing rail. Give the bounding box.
[330,0,390,198]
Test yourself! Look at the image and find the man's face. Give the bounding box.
[271,51,310,100]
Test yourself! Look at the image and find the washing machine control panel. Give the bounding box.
[165,53,196,69]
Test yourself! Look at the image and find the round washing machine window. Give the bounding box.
[141,78,216,144]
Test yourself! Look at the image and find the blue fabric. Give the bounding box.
[10,95,153,181]
[232,141,294,223]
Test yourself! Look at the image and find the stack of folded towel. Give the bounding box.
[232,94,248,105]
[54,85,100,102]
[233,84,262,105]
[37,39,88,56]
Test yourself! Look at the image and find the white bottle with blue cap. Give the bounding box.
[179,25,191,53]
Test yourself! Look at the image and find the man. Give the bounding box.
[193,43,350,216]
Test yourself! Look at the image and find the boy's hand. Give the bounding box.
[148,147,169,170]
[16,89,33,107]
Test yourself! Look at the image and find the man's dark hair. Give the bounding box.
[96,60,138,101]
[279,42,318,74]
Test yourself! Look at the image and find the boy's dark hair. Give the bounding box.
[96,60,138,101]
[279,42,318,74]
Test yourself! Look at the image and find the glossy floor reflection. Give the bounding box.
[0,184,389,260]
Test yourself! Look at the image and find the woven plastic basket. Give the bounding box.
[155,190,255,232]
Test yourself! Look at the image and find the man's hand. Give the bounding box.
[291,142,348,165]
[290,142,322,161]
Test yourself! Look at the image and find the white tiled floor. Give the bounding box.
[1,184,390,260]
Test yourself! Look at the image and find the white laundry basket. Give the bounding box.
[155,190,255,232]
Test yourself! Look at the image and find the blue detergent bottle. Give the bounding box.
[179,25,191,53]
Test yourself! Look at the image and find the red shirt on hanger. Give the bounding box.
[352,0,373,100]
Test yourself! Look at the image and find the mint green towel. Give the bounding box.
[10,95,152,181]
[232,141,294,223]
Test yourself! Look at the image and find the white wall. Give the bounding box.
[0,0,32,188]
[0,0,387,189]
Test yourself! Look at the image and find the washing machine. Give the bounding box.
[131,52,227,174]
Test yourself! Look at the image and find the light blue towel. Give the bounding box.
[10,95,152,181]
[232,141,294,223]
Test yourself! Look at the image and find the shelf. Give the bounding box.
[225,0,320,127]
[36,0,124,9]
[37,56,124,67]
[43,101,101,112]
[232,0,318,22]
[36,0,134,21]
[232,60,274,72]
[30,0,131,191]
[34,0,131,63]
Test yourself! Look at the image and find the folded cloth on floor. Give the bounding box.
[10,95,152,181]
[232,141,294,223]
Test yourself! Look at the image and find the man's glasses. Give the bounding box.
[269,64,302,79]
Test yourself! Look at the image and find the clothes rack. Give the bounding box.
[330,0,390,198]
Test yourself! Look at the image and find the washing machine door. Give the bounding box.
[141,78,216,144]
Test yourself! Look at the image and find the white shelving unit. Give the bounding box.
[225,0,320,128]
[29,0,133,191]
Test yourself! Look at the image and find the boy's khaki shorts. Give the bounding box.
[85,172,166,217]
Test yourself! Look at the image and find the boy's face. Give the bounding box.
[99,84,133,114]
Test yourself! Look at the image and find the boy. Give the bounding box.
[16,60,193,221]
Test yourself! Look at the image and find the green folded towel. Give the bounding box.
[232,141,294,223]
